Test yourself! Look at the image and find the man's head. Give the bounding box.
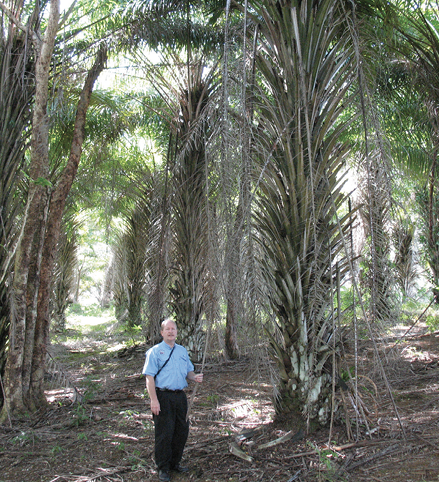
[161,318,177,346]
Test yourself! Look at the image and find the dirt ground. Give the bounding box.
[1,324,439,482]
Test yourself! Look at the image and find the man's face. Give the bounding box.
[161,321,177,345]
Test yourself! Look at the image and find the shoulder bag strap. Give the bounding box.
[154,345,175,381]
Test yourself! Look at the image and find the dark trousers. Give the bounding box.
[153,390,189,471]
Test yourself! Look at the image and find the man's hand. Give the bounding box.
[194,373,203,383]
[150,399,160,415]
[188,371,203,383]
[145,375,160,415]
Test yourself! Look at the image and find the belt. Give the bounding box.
[156,387,183,392]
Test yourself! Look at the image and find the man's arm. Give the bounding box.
[187,371,203,383]
[146,375,160,415]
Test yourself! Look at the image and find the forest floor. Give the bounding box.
[1,318,439,482]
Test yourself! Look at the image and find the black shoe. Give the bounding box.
[158,470,171,481]
[171,464,189,473]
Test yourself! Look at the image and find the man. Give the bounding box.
[143,318,203,482]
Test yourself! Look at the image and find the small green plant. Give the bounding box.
[77,433,88,441]
[426,311,439,331]
[51,444,63,456]
[124,324,143,346]
[120,409,138,419]
[341,366,355,382]
[11,432,33,446]
[71,403,90,427]
[82,375,103,402]
[308,442,343,482]
[207,393,219,406]
[141,419,154,432]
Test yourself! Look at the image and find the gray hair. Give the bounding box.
[161,318,177,330]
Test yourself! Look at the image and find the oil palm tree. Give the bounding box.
[246,0,356,424]
[167,58,219,362]
[398,8,439,298]
[0,0,38,405]
[375,4,439,300]
[51,216,80,331]
[112,171,157,329]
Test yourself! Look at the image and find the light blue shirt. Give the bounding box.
[142,341,194,390]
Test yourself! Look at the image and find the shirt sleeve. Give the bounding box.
[142,347,158,376]
[185,348,195,374]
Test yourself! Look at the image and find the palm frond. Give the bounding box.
[45,351,84,403]
[52,215,82,331]
[0,5,38,378]
[112,171,156,328]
